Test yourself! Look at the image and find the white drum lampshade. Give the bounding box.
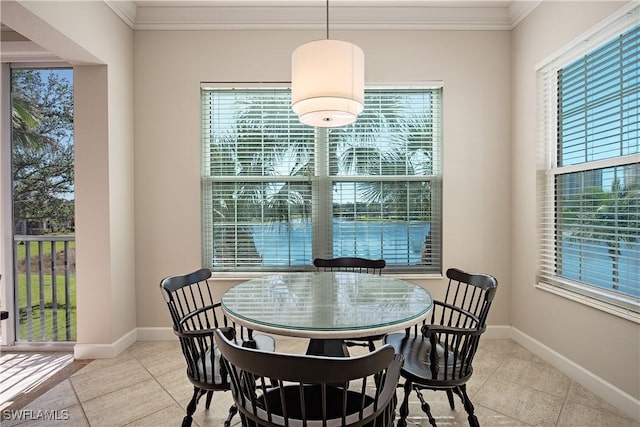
[291,39,365,127]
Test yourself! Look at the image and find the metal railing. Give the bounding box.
[12,235,76,342]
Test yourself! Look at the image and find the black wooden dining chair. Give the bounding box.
[313,257,386,352]
[382,267,498,427]
[313,257,386,275]
[214,328,402,427]
[160,268,276,427]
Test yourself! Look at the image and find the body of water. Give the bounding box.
[251,218,430,266]
[559,240,640,297]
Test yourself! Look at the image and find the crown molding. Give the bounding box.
[104,1,137,29]
[508,0,541,28]
[105,1,539,31]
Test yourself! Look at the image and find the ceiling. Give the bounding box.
[1,0,540,63]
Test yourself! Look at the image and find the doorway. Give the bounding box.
[7,67,75,344]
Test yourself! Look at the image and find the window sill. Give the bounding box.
[211,271,443,282]
[535,282,640,324]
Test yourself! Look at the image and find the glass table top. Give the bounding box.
[221,272,433,339]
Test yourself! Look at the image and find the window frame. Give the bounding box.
[201,83,443,274]
[536,5,640,321]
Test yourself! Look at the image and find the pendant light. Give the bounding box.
[291,0,365,127]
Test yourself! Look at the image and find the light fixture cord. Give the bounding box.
[326,0,329,39]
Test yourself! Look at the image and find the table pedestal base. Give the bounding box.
[306,339,349,357]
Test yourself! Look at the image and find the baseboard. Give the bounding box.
[511,327,640,422]
[73,328,137,360]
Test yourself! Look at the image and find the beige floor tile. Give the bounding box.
[471,348,506,375]
[70,358,153,402]
[465,366,494,398]
[81,378,175,426]
[23,379,78,412]
[71,351,136,377]
[1,380,80,427]
[468,339,520,395]
[566,381,634,419]
[402,388,469,426]
[122,404,188,427]
[492,357,571,398]
[398,386,528,427]
[153,366,194,406]
[191,389,239,427]
[557,401,640,427]
[476,338,521,360]
[127,341,185,378]
[474,376,564,426]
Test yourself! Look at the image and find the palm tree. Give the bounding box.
[329,92,436,264]
[209,92,314,266]
[12,94,44,148]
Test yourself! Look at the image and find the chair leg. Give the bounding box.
[396,381,413,427]
[446,389,455,409]
[456,385,479,427]
[205,390,214,409]
[223,403,238,427]
[414,386,437,427]
[182,386,202,427]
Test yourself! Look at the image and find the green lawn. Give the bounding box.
[16,273,76,341]
[14,239,77,341]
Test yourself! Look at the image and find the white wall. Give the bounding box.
[1,0,136,357]
[132,28,512,328]
[511,0,639,406]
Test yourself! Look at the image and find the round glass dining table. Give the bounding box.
[221,271,433,356]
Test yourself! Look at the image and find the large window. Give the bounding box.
[201,86,442,272]
[537,12,639,315]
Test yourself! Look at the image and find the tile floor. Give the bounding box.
[1,336,638,427]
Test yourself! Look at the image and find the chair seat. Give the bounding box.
[197,333,275,384]
[241,384,395,427]
[383,332,467,386]
[242,384,382,427]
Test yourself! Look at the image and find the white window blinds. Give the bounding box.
[202,86,442,272]
[537,17,639,312]
[327,90,441,268]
